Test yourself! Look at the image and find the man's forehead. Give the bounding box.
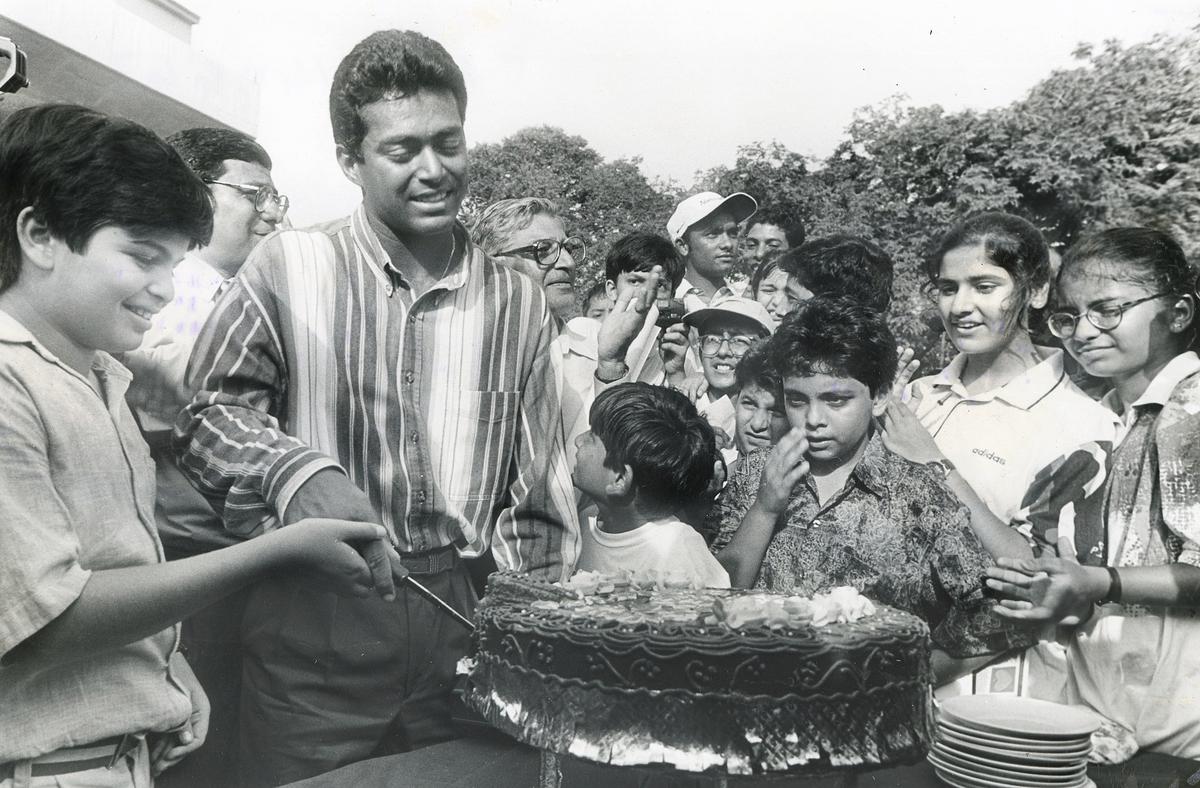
[688,210,736,234]
[359,89,464,140]
[217,158,273,185]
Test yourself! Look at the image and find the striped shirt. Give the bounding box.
[174,207,579,580]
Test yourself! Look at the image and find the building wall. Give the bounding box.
[1,0,258,136]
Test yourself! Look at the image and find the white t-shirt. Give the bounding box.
[908,348,1118,536]
[578,515,730,588]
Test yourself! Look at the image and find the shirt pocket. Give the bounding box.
[438,389,521,504]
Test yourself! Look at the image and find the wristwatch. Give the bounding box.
[925,457,956,480]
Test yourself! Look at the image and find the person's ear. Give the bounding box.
[1028,279,1051,310]
[15,207,59,274]
[1169,294,1196,334]
[674,237,689,259]
[871,386,891,419]
[605,278,618,302]
[335,144,364,188]
[606,463,634,499]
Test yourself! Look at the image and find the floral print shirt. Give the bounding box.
[705,434,1034,658]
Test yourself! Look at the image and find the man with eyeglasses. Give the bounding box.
[471,196,584,323]
[678,295,774,445]
[122,126,286,788]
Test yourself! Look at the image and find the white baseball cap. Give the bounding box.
[666,191,758,244]
[683,294,774,336]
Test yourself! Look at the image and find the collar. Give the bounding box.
[0,308,130,384]
[176,253,228,302]
[849,431,889,497]
[928,347,1067,410]
[675,276,736,301]
[1102,351,1200,416]
[349,205,471,293]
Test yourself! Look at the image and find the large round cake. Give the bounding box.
[463,571,934,777]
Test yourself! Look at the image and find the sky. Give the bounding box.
[186,0,1199,227]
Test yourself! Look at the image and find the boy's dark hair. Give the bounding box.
[584,280,609,305]
[330,30,468,157]
[166,127,273,181]
[747,205,806,247]
[590,382,716,514]
[734,341,781,397]
[926,212,1050,313]
[604,231,685,290]
[778,235,895,313]
[0,104,214,294]
[769,296,897,397]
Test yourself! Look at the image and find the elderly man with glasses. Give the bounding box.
[471,196,585,323]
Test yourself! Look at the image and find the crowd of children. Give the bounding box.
[1,28,1198,788]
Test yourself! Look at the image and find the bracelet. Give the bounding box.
[594,361,628,384]
[1099,566,1123,604]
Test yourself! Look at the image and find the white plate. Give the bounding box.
[934,741,1086,781]
[940,696,1101,739]
[929,751,1091,788]
[938,727,1091,762]
[939,717,1091,750]
[932,767,1095,788]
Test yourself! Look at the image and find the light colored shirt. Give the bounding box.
[675,277,745,312]
[578,516,730,588]
[176,208,579,580]
[0,310,191,760]
[555,309,700,467]
[123,253,234,556]
[124,253,228,433]
[909,349,1118,543]
[1068,351,1200,759]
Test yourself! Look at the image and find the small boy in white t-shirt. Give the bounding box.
[573,382,730,587]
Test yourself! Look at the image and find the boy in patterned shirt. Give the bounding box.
[707,296,1032,686]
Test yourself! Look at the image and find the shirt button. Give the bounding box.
[415,490,426,503]
[409,431,419,443]
[407,313,416,324]
[404,371,414,384]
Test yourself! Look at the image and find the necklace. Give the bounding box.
[436,229,457,282]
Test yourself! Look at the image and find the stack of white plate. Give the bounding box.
[930,696,1099,788]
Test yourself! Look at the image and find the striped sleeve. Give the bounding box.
[173,236,340,537]
[490,302,580,582]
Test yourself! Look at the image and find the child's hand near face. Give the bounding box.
[658,322,691,379]
[755,427,809,515]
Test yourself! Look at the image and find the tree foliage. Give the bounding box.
[466,29,1200,361]
[463,126,674,287]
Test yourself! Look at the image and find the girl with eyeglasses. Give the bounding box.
[881,212,1120,698]
[986,227,1200,760]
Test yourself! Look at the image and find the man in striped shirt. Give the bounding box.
[175,30,579,786]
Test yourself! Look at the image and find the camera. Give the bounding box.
[0,37,29,94]
[654,298,687,330]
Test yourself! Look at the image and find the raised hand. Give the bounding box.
[755,427,809,515]
[880,398,942,465]
[597,266,661,365]
[892,346,920,403]
[679,372,709,403]
[658,322,691,378]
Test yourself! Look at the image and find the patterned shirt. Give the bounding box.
[706,434,1032,658]
[0,311,191,759]
[175,208,579,580]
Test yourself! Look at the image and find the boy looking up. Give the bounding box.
[707,297,1032,686]
[0,104,392,786]
[575,383,729,588]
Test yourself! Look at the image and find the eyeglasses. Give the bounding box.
[497,237,587,269]
[205,180,290,217]
[1046,292,1173,339]
[699,332,757,357]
